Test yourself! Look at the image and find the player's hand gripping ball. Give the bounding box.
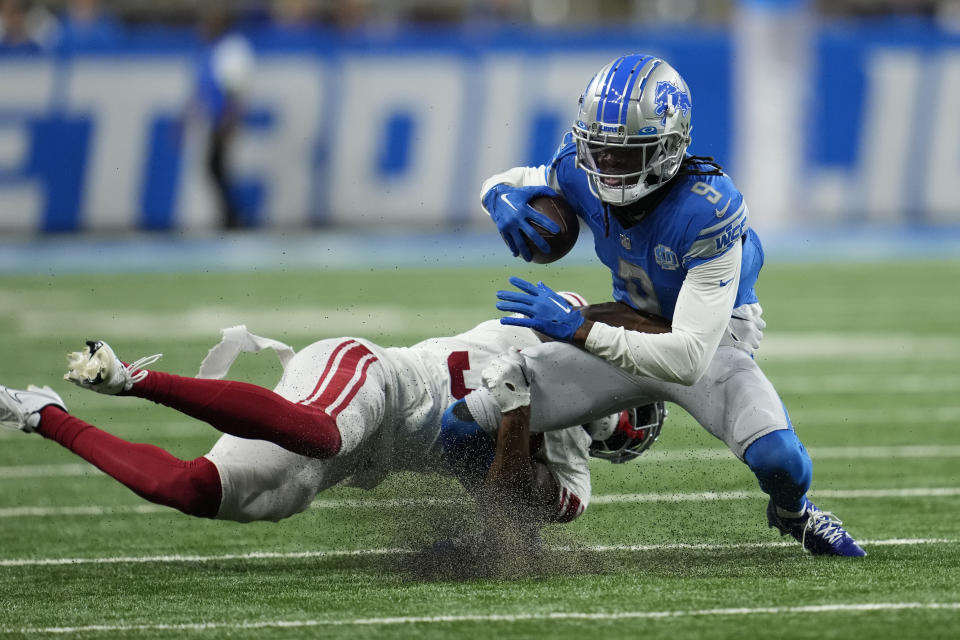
[523,195,580,264]
[484,185,580,263]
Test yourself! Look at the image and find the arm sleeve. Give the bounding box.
[583,240,742,385]
[479,166,549,214]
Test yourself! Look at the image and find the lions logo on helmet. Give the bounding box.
[653,81,692,125]
[573,54,693,206]
[583,402,667,464]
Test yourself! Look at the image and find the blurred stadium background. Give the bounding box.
[1,0,960,249]
[2,2,960,637]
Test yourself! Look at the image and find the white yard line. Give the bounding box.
[3,444,959,479]
[0,537,956,568]
[643,445,960,462]
[590,487,960,505]
[0,504,170,517]
[770,374,960,394]
[1,487,957,519]
[3,601,959,634]
[14,307,476,341]
[0,547,413,567]
[758,333,960,361]
[0,464,99,479]
[791,406,960,425]
[564,538,958,553]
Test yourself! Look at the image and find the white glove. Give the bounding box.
[723,303,766,354]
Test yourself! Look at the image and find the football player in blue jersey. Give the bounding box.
[449,54,865,556]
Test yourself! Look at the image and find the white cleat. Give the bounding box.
[0,384,66,433]
[64,340,162,395]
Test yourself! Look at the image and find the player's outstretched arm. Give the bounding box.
[483,405,558,526]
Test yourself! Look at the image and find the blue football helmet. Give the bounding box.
[583,402,667,464]
[573,54,693,205]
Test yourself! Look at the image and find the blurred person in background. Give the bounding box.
[57,0,122,50]
[328,0,371,30]
[266,0,322,45]
[183,6,255,230]
[0,0,55,51]
[271,0,317,32]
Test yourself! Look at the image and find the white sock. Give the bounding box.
[776,505,805,519]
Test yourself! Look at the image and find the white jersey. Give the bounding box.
[377,319,592,522]
[201,323,591,524]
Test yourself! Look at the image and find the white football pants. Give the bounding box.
[204,337,389,522]
[466,342,789,460]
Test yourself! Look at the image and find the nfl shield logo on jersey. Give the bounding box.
[620,234,631,250]
[655,244,679,270]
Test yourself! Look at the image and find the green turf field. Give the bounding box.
[0,260,958,638]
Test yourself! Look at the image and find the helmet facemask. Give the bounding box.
[583,402,666,464]
[573,127,686,206]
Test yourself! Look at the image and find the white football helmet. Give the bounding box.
[557,291,587,307]
[584,402,667,464]
[573,54,693,205]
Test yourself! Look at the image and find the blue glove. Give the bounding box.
[482,184,561,262]
[496,276,585,341]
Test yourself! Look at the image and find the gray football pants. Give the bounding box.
[464,342,789,460]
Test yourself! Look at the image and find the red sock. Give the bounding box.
[127,371,341,458]
[36,407,222,518]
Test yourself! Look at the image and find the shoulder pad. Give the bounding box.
[671,174,748,268]
[548,133,595,209]
[549,131,577,167]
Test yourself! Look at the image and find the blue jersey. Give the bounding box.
[548,133,763,320]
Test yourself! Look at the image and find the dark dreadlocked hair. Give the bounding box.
[678,155,725,177]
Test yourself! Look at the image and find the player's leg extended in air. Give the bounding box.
[0,338,376,522]
[1,335,581,536]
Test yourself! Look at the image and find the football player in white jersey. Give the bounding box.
[0,297,663,540]
[455,53,865,556]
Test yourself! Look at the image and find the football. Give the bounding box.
[523,195,580,264]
